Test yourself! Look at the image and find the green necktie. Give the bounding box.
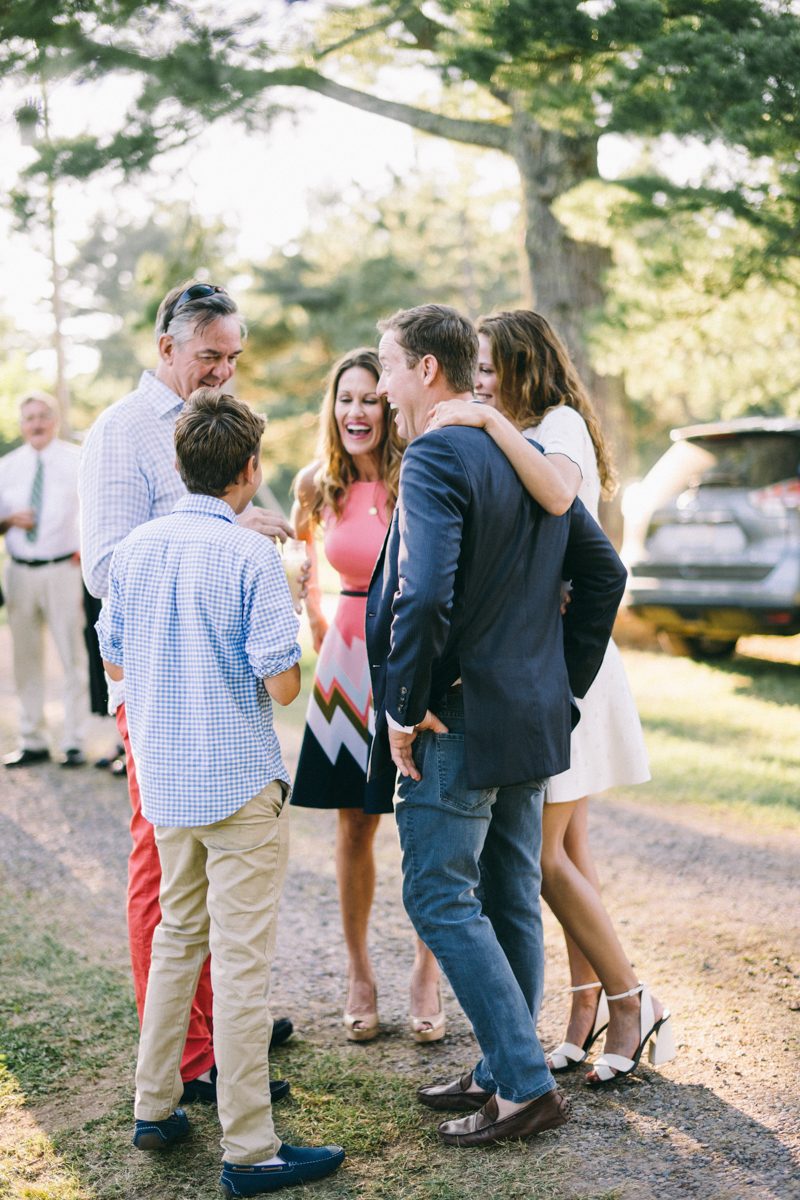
[26,455,43,543]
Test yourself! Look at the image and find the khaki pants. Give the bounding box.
[3,557,90,751]
[134,781,290,1163]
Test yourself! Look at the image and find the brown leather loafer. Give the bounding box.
[417,1071,494,1112]
[437,1087,570,1147]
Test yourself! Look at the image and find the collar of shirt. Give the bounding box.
[15,438,60,465]
[138,369,184,418]
[172,493,238,524]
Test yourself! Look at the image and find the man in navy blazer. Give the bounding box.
[366,304,627,1149]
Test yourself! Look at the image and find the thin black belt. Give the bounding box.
[341,589,369,597]
[10,553,74,568]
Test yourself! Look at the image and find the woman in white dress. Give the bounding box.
[427,309,674,1085]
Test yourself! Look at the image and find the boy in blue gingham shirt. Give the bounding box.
[97,390,345,1192]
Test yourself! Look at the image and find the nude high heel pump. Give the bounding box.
[409,982,446,1044]
[344,978,379,1042]
[547,981,609,1073]
[586,983,676,1086]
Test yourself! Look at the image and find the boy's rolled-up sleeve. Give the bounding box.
[96,556,125,666]
[244,546,302,679]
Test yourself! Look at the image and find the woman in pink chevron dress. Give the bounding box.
[291,348,443,1045]
[295,478,392,813]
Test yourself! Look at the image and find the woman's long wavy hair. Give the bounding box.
[309,348,403,525]
[478,310,617,498]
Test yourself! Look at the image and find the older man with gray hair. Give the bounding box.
[80,281,296,1109]
[1,390,90,768]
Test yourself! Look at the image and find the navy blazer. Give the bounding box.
[366,426,628,790]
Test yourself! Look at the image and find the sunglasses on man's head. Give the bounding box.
[165,283,228,330]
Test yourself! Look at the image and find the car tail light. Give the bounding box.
[748,478,800,515]
[765,612,792,624]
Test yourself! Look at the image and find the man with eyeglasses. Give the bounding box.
[80,281,297,1112]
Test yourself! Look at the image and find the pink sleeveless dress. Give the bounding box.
[291,480,397,813]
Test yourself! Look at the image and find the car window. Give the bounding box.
[687,434,800,489]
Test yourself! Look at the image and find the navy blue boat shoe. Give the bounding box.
[220,1143,346,1196]
[132,1108,189,1150]
[270,1017,293,1048]
[180,1066,290,1107]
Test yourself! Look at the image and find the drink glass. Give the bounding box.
[282,538,307,610]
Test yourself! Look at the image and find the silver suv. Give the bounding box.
[622,417,800,658]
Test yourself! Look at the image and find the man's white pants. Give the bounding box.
[3,557,90,752]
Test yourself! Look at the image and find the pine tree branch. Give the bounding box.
[314,16,397,60]
[45,32,513,158]
[268,67,511,151]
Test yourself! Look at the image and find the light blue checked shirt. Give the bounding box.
[79,370,187,600]
[96,494,301,827]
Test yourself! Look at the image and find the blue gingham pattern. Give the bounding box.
[79,370,187,599]
[97,494,301,826]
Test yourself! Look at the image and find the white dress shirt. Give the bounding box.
[0,438,81,561]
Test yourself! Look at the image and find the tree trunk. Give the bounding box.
[510,108,635,543]
[281,74,637,541]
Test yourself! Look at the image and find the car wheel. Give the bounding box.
[684,636,738,661]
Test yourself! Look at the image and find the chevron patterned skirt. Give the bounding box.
[291,594,396,813]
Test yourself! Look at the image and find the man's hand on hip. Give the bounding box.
[238,508,295,543]
[389,710,449,781]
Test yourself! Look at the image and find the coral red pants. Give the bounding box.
[117,701,215,1083]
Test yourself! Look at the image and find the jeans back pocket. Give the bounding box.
[435,733,497,813]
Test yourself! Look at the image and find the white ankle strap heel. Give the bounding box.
[587,983,676,1086]
[547,982,609,1074]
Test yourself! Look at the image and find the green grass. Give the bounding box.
[619,648,800,828]
[0,919,139,1100]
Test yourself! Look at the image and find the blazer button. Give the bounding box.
[400,686,407,695]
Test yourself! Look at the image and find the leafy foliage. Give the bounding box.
[67,202,231,388]
[558,177,800,471]
[66,163,521,499]
[8,1,800,483]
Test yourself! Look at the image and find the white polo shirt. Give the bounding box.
[0,438,81,561]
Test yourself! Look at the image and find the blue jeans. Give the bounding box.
[395,691,555,1103]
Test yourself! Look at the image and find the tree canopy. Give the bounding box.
[7,1,800,241]
[6,0,800,501]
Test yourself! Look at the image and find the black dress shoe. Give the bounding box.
[180,1066,290,1107]
[270,1017,293,1049]
[60,748,87,767]
[4,748,50,768]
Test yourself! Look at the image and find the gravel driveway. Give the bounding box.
[0,625,798,1199]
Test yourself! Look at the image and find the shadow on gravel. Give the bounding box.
[604,1076,800,1198]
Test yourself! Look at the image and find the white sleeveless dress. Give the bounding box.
[524,406,650,804]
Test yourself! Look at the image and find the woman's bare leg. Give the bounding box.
[561,800,603,1044]
[409,937,441,1026]
[336,808,381,1022]
[541,799,662,1068]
